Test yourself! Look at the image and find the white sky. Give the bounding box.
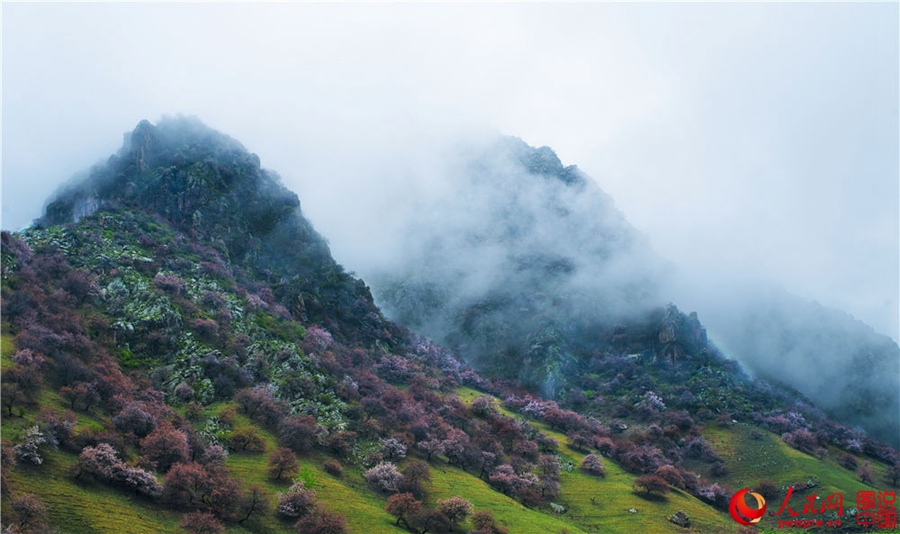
[2,2,897,341]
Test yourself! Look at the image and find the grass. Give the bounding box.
[4,449,183,534]
[3,383,893,533]
[223,411,406,533]
[455,387,742,533]
[1,330,16,372]
[702,422,897,532]
[426,459,586,533]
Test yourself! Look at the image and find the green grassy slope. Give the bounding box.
[456,387,741,533]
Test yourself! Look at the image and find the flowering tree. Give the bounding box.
[14,425,50,466]
[489,464,534,497]
[385,492,422,528]
[11,493,48,530]
[364,462,403,494]
[293,503,347,534]
[277,482,317,519]
[112,402,158,438]
[580,453,605,477]
[633,474,669,496]
[268,447,299,480]
[381,437,408,461]
[179,511,224,534]
[140,424,190,472]
[436,496,473,530]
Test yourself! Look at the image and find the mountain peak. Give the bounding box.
[38,117,394,345]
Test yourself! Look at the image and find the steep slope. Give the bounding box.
[1,118,896,534]
[364,135,900,447]
[39,118,394,346]
[702,283,900,447]
[370,136,666,397]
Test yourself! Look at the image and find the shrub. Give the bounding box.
[112,402,158,438]
[268,447,299,480]
[140,424,190,472]
[227,426,266,453]
[633,474,669,496]
[654,465,684,488]
[323,459,343,477]
[277,482,316,519]
[179,511,225,534]
[364,462,403,494]
[14,425,50,466]
[11,493,48,530]
[385,493,422,528]
[294,503,347,534]
[580,454,605,477]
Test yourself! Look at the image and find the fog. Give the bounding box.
[3,2,897,346]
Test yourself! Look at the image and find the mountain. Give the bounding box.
[368,136,666,397]
[39,118,395,347]
[698,283,900,447]
[1,117,897,534]
[363,136,900,448]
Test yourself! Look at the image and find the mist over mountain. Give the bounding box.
[38,117,396,346]
[358,135,900,447]
[692,281,900,447]
[3,117,898,533]
[363,136,667,393]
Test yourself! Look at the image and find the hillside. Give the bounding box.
[363,135,900,448]
[1,118,897,534]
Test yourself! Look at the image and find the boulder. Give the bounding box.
[669,510,690,527]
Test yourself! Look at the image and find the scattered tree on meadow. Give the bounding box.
[227,426,266,453]
[381,437,408,461]
[857,461,876,485]
[13,426,51,466]
[276,481,317,519]
[886,463,900,487]
[633,474,669,496]
[385,492,422,528]
[470,509,509,534]
[268,447,299,480]
[653,465,684,489]
[364,462,404,494]
[112,402,158,438]
[238,483,270,524]
[580,454,605,477]
[436,496,473,531]
[400,460,431,498]
[278,415,318,453]
[293,503,348,534]
[538,455,561,497]
[179,511,224,534]
[140,423,190,472]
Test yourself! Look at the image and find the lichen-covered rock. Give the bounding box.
[669,510,690,527]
